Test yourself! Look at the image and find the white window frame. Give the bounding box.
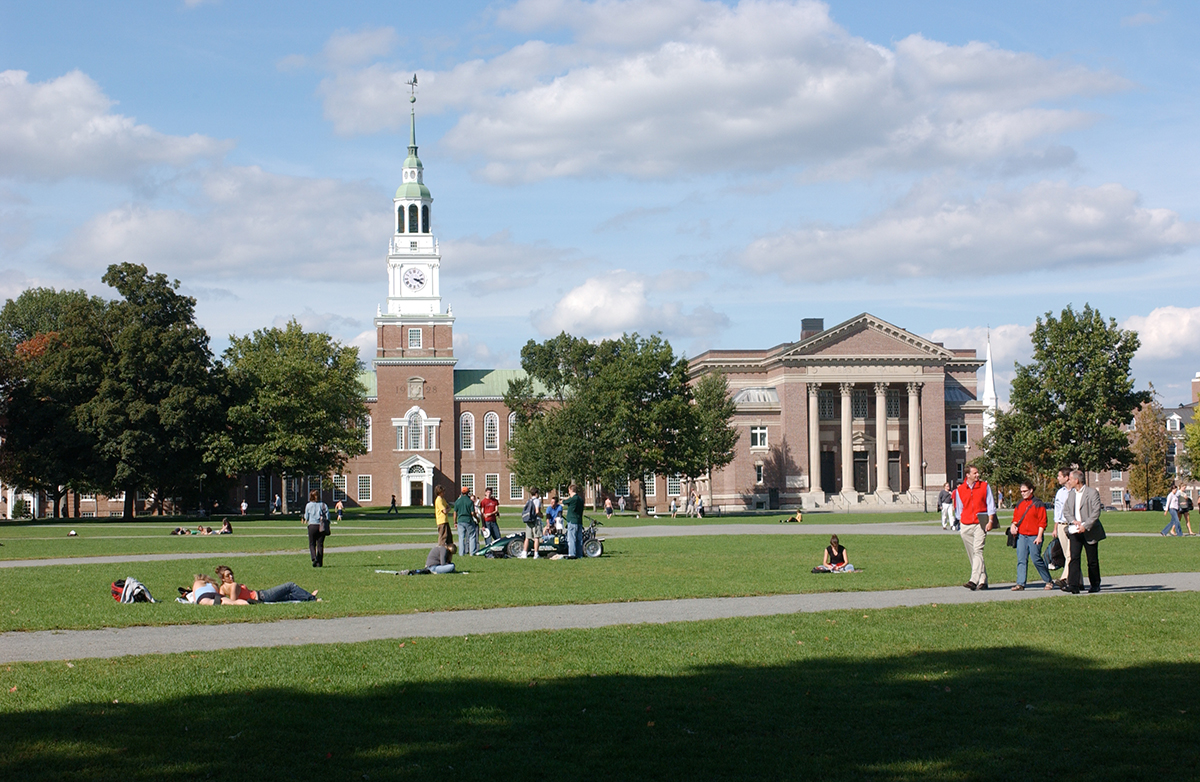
[460,413,475,451]
[332,475,347,502]
[483,412,500,450]
[509,474,524,500]
[362,415,372,452]
[485,473,500,494]
[614,476,630,496]
[307,476,322,495]
[258,476,268,503]
[1110,489,1123,505]
[750,426,768,449]
[1110,468,1122,480]
[755,464,764,485]
[644,473,656,497]
[81,511,95,518]
[508,412,517,441]
[408,328,422,349]
[461,473,475,494]
[358,475,372,502]
[667,474,682,497]
[408,412,424,450]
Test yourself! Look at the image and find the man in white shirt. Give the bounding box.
[1064,470,1105,593]
[1050,468,1073,586]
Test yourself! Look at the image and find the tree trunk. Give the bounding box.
[123,487,135,520]
[281,473,288,516]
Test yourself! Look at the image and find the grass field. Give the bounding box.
[2,530,1196,633]
[3,593,1197,781]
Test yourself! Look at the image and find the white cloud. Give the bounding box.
[534,271,729,341]
[316,0,1126,182]
[924,322,1034,405]
[271,308,365,335]
[741,181,1200,282]
[1124,306,1200,362]
[53,166,387,282]
[441,230,584,291]
[0,69,229,182]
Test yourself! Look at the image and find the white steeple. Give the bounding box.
[385,81,442,317]
[981,333,999,437]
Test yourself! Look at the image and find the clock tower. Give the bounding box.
[387,96,441,316]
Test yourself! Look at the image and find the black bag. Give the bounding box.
[1047,537,1065,569]
[319,503,331,536]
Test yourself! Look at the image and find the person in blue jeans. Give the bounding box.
[215,565,320,603]
[1161,485,1183,536]
[401,543,457,574]
[1009,481,1053,590]
[454,486,479,555]
[563,483,585,558]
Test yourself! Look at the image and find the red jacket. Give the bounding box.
[1011,497,1047,536]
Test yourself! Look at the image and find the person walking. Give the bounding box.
[563,483,585,558]
[240,499,248,516]
[1050,468,1074,586]
[954,465,996,590]
[938,482,955,530]
[387,494,398,515]
[273,494,282,515]
[1181,490,1194,535]
[302,489,329,567]
[480,487,501,543]
[433,485,452,547]
[454,486,479,556]
[1009,480,1053,590]
[334,499,344,523]
[1063,470,1105,593]
[1161,484,1183,536]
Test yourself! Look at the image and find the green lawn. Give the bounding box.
[2,593,1197,781]
[3,532,1196,633]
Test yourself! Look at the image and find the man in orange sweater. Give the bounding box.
[954,465,997,590]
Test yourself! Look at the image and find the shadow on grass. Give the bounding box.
[3,645,1195,781]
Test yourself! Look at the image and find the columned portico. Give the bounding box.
[807,383,821,499]
[839,382,854,499]
[874,382,889,496]
[907,381,923,494]
[397,454,436,507]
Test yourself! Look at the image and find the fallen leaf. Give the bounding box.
[9,686,16,692]
[66,663,74,668]
[647,721,655,727]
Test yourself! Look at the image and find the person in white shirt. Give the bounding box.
[1161,485,1182,536]
[1050,468,1073,586]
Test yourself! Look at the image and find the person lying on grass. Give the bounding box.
[813,535,855,573]
[183,574,229,604]
[214,565,321,603]
[399,542,458,575]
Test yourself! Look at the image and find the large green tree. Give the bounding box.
[209,320,369,512]
[1128,398,1172,502]
[506,332,707,516]
[0,288,108,516]
[79,264,224,518]
[1182,420,1200,484]
[1003,304,1148,475]
[688,370,740,506]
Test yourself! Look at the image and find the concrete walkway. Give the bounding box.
[3,572,1196,664]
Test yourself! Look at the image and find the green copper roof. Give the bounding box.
[395,181,431,199]
[359,370,378,398]
[454,369,548,398]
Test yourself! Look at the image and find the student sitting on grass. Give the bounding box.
[214,565,320,603]
[813,535,854,573]
[218,518,233,534]
[399,542,458,575]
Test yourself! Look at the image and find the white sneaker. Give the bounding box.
[533,552,539,559]
[518,551,527,559]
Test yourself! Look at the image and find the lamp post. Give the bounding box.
[921,461,928,512]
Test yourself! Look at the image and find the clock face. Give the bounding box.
[403,267,426,291]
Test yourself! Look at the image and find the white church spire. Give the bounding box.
[981,332,998,437]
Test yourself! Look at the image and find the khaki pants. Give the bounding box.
[1054,522,1073,576]
[960,523,988,586]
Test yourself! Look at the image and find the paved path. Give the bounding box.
[3,572,1196,664]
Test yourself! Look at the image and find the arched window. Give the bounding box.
[421,205,430,233]
[484,412,500,450]
[459,413,475,451]
[408,412,423,450]
[397,206,404,233]
[508,411,517,442]
[408,204,418,234]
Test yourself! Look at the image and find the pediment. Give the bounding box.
[782,313,955,361]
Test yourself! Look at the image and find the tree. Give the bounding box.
[78,264,223,518]
[209,320,369,512]
[506,332,702,515]
[1128,398,1172,502]
[0,288,108,517]
[1005,304,1148,476]
[1182,420,1200,484]
[688,370,739,506]
[977,409,1051,488]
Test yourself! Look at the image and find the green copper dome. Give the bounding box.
[395,106,429,198]
[396,181,432,199]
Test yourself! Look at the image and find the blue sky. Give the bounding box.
[3,0,1198,405]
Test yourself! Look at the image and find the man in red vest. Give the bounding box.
[954,465,997,590]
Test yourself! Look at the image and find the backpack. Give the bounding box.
[521,498,537,524]
[111,577,156,603]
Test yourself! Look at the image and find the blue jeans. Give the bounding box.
[459,521,479,555]
[1161,510,1182,536]
[256,582,317,602]
[428,563,455,574]
[566,522,582,558]
[1016,534,1051,586]
[483,521,501,543]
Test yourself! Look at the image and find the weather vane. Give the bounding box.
[406,73,418,103]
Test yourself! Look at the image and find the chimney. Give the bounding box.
[800,318,824,341]
[1193,371,1200,405]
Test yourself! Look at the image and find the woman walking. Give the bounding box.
[304,489,329,567]
[1009,480,1053,590]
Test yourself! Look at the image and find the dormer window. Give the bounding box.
[1168,416,1181,431]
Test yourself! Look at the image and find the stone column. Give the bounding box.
[807,383,821,496]
[840,382,853,494]
[907,381,923,493]
[875,382,889,495]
